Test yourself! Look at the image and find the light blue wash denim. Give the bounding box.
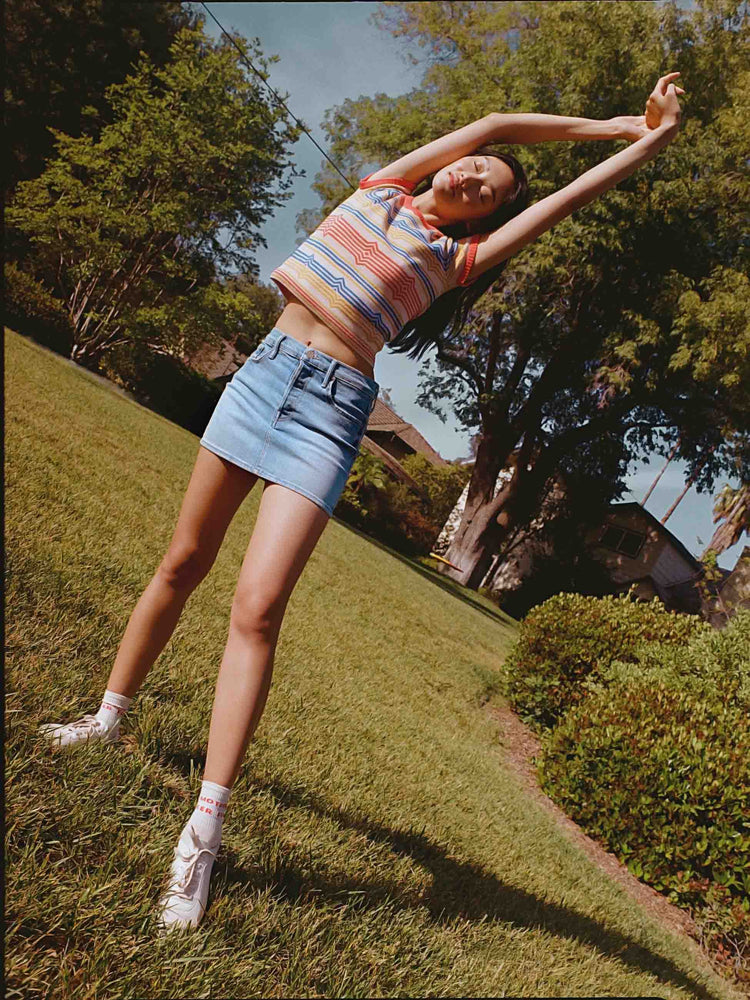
[199,326,379,517]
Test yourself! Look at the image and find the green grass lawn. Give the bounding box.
[5,327,742,999]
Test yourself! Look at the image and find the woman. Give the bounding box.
[39,73,683,932]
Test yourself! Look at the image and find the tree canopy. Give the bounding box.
[299,0,749,587]
[4,0,198,193]
[7,22,303,368]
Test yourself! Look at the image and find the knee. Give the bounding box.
[158,544,214,591]
[230,589,286,639]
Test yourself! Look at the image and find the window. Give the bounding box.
[599,523,646,559]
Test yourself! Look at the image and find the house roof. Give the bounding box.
[367,397,449,467]
[360,435,424,495]
[606,502,702,570]
[184,338,245,381]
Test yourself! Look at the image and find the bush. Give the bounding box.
[537,613,750,979]
[98,338,222,435]
[3,262,74,355]
[503,592,708,731]
[593,608,750,711]
[336,453,469,558]
[400,453,471,529]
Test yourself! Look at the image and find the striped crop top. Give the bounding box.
[269,174,481,367]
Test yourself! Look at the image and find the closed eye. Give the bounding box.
[475,159,490,202]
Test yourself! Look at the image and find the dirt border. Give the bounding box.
[487,700,708,947]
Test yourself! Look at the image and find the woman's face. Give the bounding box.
[432,154,516,228]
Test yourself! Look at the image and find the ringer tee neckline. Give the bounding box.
[402,195,448,235]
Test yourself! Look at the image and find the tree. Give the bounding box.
[4,0,198,194]
[702,482,750,557]
[299,0,749,588]
[6,23,303,369]
[222,276,286,356]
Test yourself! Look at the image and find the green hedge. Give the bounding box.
[537,611,750,977]
[336,453,470,558]
[502,592,708,732]
[3,262,74,355]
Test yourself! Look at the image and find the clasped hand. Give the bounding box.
[611,72,685,142]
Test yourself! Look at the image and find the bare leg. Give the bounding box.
[105,447,259,698]
[202,481,331,788]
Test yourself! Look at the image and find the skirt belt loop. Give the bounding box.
[268,335,284,359]
[321,358,338,388]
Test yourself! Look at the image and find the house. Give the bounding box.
[359,397,449,495]
[436,465,711,615]
[182,337,246,381]
[582,502,705,613]
[363,398,448,468]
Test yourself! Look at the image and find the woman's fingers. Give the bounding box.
[659,71,681,94]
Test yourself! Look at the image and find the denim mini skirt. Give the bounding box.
[199,327,379,517]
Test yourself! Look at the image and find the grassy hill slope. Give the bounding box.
[5,328,741,999]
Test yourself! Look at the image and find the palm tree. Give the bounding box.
[701,483,749,558]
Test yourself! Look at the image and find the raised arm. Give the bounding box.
[468,79,683,280]
[366,73,684,189]
[489,112,642,144]
[363,111,644,188]
[494,73,682,144]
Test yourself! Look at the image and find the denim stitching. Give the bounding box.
[269,352,312,431]
[328,377,372,426]
[199,439,334,517]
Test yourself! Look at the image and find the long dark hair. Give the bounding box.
[387,144,529,361]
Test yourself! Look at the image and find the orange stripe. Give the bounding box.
[359,174,416,192]
[324,216,424,316]
[459,235,481,286]
[325,205,453,300]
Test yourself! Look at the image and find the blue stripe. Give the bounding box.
[340,200,437,303]
[307,237,403,329]
[289,250,392,339]
[365,188,460,270]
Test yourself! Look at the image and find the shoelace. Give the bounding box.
[170,837,218,901]
[55,714,103,732]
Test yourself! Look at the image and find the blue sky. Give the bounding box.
[194,1,744,570]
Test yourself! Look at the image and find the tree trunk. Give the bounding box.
[661,450,712,524]
[641,438,679,505]
[442,486,509,588]
[440,432,518,588]
[661,475,695,524]
[701,487,748,557]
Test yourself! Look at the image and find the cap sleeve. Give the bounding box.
[359,173,416,195]
[443,233,482,288]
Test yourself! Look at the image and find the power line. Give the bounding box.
[198,2,357,191]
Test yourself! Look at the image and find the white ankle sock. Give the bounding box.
[187,780,232,846]
[94,689,132,730]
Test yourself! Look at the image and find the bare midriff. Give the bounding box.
[273,291,375,380]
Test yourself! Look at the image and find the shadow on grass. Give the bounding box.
[331,517,518,631]
[201,771,716,1000]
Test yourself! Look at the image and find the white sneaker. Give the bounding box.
[156,824,219,933]
[38,713,121,747]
